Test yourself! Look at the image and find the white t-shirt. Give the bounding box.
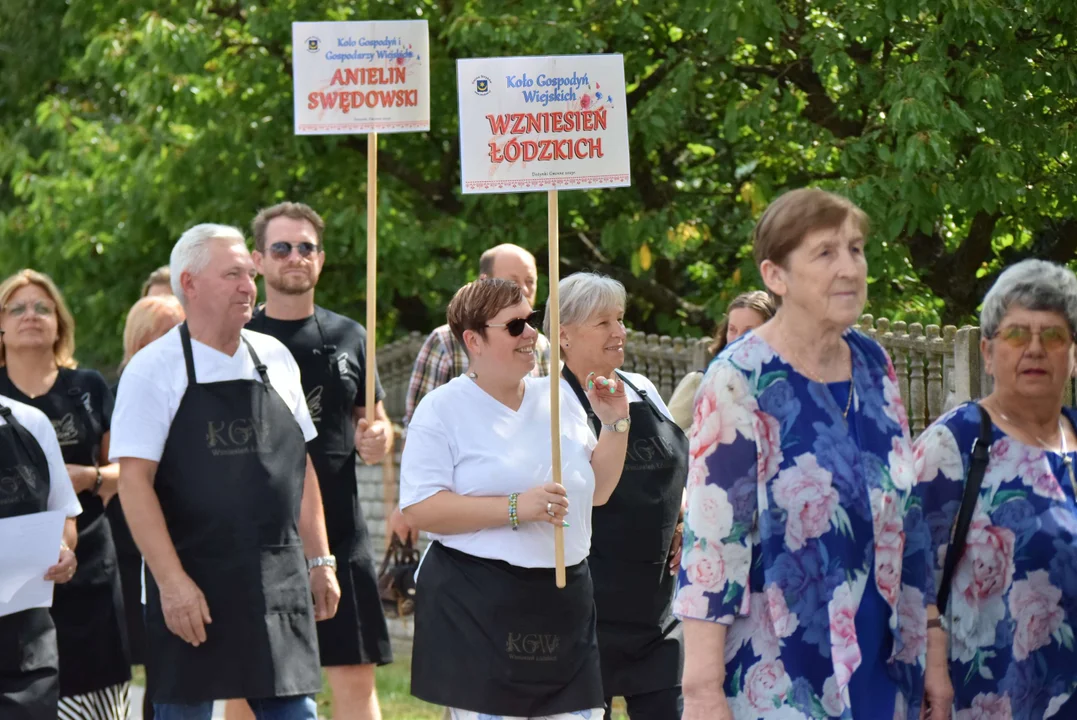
[0,393,82,517]
[561,370,673,431]
[109,327,317,463]
[400,375,598,568]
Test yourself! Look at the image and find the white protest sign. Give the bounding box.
[457,54,630,194]
[292,20,430,135]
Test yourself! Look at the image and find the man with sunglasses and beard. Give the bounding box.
[239,202,393,720]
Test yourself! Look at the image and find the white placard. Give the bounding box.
[0,510,64,617]
[292,20,430,135]
[457,55,631,194]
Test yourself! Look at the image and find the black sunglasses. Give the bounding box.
[268,241,322,259]
[486,310,542,337]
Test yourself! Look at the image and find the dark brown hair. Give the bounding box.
[709,290,777,357]
[447,278,524,354]
[752,188,869,269]
[251,201,326,252]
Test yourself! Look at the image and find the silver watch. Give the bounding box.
[307,555,337,571]
[602,416,631,434]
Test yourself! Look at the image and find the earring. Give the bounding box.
[467,371,477,379]
[564,343,569,348]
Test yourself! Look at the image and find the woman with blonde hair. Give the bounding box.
[668,290,776,430]
[0,269,131,719]
[110,293,185,715]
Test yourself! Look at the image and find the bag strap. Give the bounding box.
[936,403,993,613]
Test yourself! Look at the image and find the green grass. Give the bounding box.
[133,660,627,719]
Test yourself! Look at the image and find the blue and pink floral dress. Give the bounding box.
[915,403,1077,720]
[674,331,929,720]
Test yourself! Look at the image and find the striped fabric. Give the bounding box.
[58,682,130,720]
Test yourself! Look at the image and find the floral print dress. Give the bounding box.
[915,403,1077,720]
[673,331,929,720]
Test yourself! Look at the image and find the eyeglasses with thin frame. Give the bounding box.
[485,310,542,337]
[4,301,56,318]
[268,241,322,260]
[991,324,1074,352]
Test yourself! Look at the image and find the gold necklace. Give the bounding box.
[993,405,1077,498]
[786,345,854,421]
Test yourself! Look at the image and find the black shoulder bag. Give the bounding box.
[936,403,993,614]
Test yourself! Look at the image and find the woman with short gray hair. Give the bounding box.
[916,258,1077,719]
[549,272,689,719]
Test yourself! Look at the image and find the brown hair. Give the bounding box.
[122,295,185,369]
[0,269,78,368]
[251,201,326,252]
[447,278,524,355]
[140,265,172,297]
[752,188,869,269]
[709,290,777,357]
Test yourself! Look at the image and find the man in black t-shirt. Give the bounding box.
[244,202,393,720]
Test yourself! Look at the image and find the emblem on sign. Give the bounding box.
[474,76,491,96]
[306,37,320,53]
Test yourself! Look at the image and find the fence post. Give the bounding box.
[952,326,982,405]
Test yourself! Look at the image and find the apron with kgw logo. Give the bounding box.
[144,323,319,704]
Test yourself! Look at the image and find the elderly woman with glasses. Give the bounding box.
[916,259,1077,720]
[675,189,928,720]
[400,277,630,720]
[551,272,689,719]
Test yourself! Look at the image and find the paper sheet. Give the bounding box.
[0,510,65,617]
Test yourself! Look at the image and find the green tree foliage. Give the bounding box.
[1,0,1075,371]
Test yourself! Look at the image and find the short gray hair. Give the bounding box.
[543,272,626,337]
[170,223,246,305]
[980,259,1077,338]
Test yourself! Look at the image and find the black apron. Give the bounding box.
[0,369,131,697]
[248,308,392,667]
[563,367,688,698]
[144,324,320,703]
[0,403,59,720]
[411,542,604,716]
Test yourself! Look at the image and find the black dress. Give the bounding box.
[247,307,393,667]
[0,368,131,700]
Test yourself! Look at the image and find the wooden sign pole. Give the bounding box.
[548,189,566,589]
[366,131,378,427]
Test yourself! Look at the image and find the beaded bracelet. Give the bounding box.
[508,492,520,531]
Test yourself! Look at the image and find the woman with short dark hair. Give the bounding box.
[401,277,630,720]
[676,189,928,720]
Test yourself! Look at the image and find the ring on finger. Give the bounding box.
[547,501,555,517]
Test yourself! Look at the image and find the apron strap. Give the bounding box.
[614,370,666,422]
[560,366,601,437]
[240,333,272,387]
[179,322,198,385]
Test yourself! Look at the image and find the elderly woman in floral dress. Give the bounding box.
[674,188,929,720]
[916,259,1077,720]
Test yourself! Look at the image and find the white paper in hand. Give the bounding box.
[0,510,65,617]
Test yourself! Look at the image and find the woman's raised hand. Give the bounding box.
[518,483,569,526]
[584,372,630,425]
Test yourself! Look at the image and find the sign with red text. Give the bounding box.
[456,55,630,194]
[292,20,429,135]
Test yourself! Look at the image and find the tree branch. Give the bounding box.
[341,135,463,216]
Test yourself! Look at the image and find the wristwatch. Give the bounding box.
[307,555,337,571]
[602,416,631,433]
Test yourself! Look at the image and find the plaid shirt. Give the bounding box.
[403,324,551,425]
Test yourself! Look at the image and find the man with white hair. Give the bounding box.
[111,223,339,720]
